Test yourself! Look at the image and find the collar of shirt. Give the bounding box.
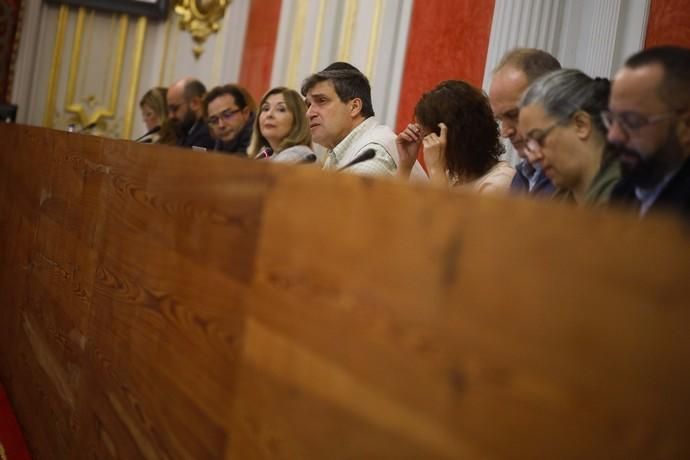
[187,119,202,137]
[325,117,376,169]
[635,167,680,216]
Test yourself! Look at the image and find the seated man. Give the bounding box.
[488,48,560,196]
[301,64,425,177]
[606,46,690,220]
[203,84,256,155]
[167,77,215,150]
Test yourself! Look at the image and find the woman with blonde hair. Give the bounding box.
[248,86,314,163]
[139,87,176,144]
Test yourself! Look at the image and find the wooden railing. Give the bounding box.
[1,124,689,459]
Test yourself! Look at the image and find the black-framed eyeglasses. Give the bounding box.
[207,108,242,126]
[601,109,680,135]
[525,122,560,154]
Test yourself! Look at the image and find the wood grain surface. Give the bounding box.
[1,124,689,459]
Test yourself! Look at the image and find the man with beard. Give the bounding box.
[605,46,690,219]
[489,48,561,196]
[166,77,215,150]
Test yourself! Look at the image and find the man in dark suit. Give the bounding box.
[605,46,690,220]
[166,77,215,150]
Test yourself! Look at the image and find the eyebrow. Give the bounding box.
[208,107,238,117]
[526,127,546,138]
[308,92,329,100]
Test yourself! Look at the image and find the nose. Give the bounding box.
[500,120,516,139]
[525,147,543,165]
[306,104,317,119]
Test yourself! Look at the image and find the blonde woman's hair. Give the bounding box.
[247,87,312,157]
[139,87,168,122]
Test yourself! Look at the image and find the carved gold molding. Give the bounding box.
[337,0,358,62]
[44,5,69,128]
[64,10,129,129]
[286,0,307,89]
[123,17,148,139]
[310,0,326,73]
[174,0,231,59]
[366,0,384,79]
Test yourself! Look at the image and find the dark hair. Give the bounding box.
[301,65,375,118]
[322,61,360,72]
[520,69,611,136]
[183,79,207,102]
[494,48,562,83]
[625,46,690,110]
[202,84,257,117]
[415,80,504,182]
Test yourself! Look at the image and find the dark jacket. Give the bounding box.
[212,113,255,156]
[509,160,555,196]
[179,119,216,150]
[611,157,690,221]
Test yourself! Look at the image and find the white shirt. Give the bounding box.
[323,117,427,179]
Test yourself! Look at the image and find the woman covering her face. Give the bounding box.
[518,69,620,205]
[396,80,515,193]
[247,87,314,164]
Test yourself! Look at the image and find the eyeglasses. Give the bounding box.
[525,122,560,154]
[601,109,679,134]
[207,108,242,126]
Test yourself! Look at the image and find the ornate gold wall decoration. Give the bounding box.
[174,0,231,59]
[64,9,130,130]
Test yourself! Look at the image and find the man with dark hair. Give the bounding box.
[203,84,256,155]
[606,46,690,219]
[301,64,424,177]
[489,48,561,195]
[167,77,215,149]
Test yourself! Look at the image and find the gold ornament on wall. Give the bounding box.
[174,0,230,59]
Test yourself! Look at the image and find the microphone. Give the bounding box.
[79,121,98,133]
[134,125,161,142]
[337,148,376,171]
[300,153,317,164]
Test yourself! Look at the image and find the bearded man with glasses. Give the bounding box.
[606,46,690,219]
[166,77,216,150]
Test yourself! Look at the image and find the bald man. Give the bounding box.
[489,48,561,196]
[167,77,215,150]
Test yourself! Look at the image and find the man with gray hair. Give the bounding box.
[302,64,425,177]
[489,48,561,195]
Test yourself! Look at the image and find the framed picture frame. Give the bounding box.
[44,0,171,20]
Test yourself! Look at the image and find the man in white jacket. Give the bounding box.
[301,64,425,178]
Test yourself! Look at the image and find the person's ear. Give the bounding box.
[349,98,363,117]
[572,110,592,140]
[676,110,690,147]
[189,96,202,113]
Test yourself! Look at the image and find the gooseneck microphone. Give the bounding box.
[337,148,376,171]
[300,153,318,164]
[134,125,161,142]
